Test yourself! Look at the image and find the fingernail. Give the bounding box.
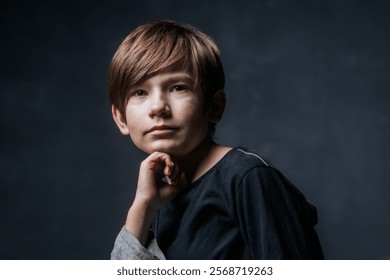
[165,176,172,185]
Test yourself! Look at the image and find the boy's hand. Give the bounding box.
[134,151,186,210]
[124,151,186,246]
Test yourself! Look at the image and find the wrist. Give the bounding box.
[131,197,159,216]
[132,195,160,213]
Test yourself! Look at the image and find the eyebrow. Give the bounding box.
[161,74,194,85]
[131,74,195,90]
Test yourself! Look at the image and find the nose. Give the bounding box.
[148,91,171,118]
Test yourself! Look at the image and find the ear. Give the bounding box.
[208,90,226,124]
[112,105,130,136]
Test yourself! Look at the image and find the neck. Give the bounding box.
[176,137,215,184]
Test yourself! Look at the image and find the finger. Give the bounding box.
[167,162,179,185]
[161,175,173,185]
[161,154,177,177]
[151,152,174,176]
[164,161,174,177]
[162,160,178,185]
[145,152,174,174]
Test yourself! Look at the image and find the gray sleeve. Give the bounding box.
[111,227,166,260]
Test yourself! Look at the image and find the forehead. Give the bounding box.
[135,62,196,87]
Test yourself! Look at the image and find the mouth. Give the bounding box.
[146,125,178,134]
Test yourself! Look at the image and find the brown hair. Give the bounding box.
[108,20,225,118]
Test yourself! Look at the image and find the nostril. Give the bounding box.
[150,102,171,118]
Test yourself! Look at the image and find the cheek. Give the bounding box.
[124,115,144,140]
[183,109,210,135]
[177,97,205,120]
[125,104,146,125]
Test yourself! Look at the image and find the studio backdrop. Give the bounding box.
[1,0,389,259]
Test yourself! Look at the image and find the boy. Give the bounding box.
[109,20,323,259]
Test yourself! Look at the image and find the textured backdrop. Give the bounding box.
[1,0,389,259]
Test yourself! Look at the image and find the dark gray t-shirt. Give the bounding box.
[111,147,323,260]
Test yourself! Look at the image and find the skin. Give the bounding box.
[112,68,230,246]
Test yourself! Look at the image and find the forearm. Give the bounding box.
[124,198,158,246]
[122,152,182,247]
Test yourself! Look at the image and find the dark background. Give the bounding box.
[1,0,389,259]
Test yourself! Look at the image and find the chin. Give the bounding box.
[142,142,184,156]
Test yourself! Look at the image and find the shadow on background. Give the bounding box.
[1,0,389,259]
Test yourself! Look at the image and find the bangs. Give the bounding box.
[124,25,198,88]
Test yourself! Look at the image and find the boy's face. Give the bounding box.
[113,69,211,157]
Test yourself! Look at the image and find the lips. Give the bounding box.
[147,125,178,134]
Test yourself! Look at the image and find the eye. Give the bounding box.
[132,89,146,97]
[171,85,188,92]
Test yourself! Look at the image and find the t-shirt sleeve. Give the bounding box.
[234,167,324,259]
[111,227,166,260]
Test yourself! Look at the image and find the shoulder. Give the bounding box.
[222,147,305,199]
[217,146,271,177]
[234,147,270,168]
[210,146,274,188]
[215,147,319,227]
[192,146,272,191]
